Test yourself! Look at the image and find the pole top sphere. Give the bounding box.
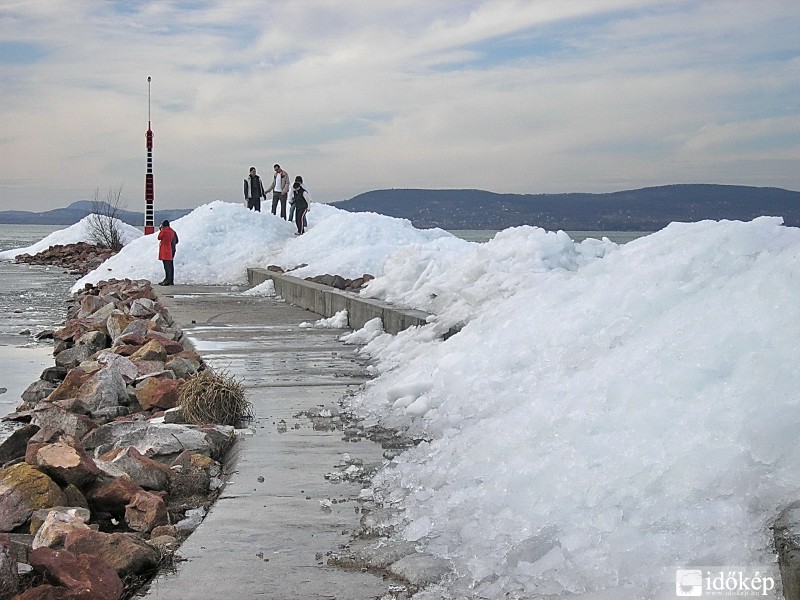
[147,76,151,82]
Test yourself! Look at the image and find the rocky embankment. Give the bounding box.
[0,279,240,600]
[14,243,116,276]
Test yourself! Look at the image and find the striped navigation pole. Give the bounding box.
[144,76,155,234]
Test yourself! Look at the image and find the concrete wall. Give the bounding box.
[247,268,431,335]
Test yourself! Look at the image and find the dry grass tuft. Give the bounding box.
[178,369,253,426]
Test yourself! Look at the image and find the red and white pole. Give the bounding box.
[144,76,155,234]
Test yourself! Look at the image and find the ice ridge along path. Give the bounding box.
[139,284,391,600]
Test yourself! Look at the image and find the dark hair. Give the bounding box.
[161,220,170,227]
[249,166,256,172]
[294,175,303,183]
[274,164,280,169]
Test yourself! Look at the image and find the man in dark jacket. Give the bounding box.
[244,167,266,212]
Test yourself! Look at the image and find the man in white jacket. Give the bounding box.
[265,163,290,219]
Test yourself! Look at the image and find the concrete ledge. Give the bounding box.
[247,268,431,335]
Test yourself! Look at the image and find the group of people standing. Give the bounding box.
[244,164,311,235]
[154,163,311,288]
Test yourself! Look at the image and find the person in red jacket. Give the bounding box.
[157,219,177,286]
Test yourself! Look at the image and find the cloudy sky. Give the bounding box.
[1,0,799,212]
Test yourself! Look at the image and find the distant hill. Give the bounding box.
[333,184,800,230]
[0,200,192,226]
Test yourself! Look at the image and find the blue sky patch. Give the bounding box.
[0,41,48,64]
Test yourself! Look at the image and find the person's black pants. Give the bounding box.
[247,197,261,212]
[295,203,308,234]
[271,192,287,219]
[162,260,174,285]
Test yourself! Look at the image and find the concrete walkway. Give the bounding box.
[138,285,392,600]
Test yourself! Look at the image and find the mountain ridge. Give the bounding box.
[332,184,800,230]
[2,184,799,230]
[0,200,192,226]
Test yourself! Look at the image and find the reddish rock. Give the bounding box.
[133,360,168,378]
[47,367,93,403]
[34,440,101,488]
[77,295,109,318]
[134,377,181,411]
[64,529,160,577]
[52,319,102,344]
[28,546,123,600]
[12,584,91,599]
[85,476,144,514]
[0,463,67,532]
[125,490,168,533]
[106,311,137,342]
[144,332,184,354]
[129,339,167,363]
[175,348,203,364]
[110,343,140,357]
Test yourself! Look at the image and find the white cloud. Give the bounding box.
[0,0,798,212]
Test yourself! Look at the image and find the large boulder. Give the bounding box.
[129,298,157,318]
[129,339,167,363]
[77,294,110,318]
[117,318,150,343]
[99,446,172,491]
[28,546,123,600]
[64,529,160,577]
[125,490,168,533]
[47,367,93,403]
[0,463,67,532]
[144,332,184,355]
[0,423,39,466]
[82,421,232,460]
[54,344,95,370]
[30,405,97,440]
[85,476,144,515]
[75,330,108,356]
[21,379,58,404]
[134,377,181,411]
[31,507,92,549]
[165,356,199,379]
[52,318,104,344]
[106,311,137,342]
[33,439,101,488]
[40,366,69,384]
[76,367,128,414]
[94,352,139,382]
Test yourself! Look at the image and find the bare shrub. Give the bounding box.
[179,369,253,426]
[87,185,126,251]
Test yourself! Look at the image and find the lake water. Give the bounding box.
[449,229,651,244]
[0,225,74,435]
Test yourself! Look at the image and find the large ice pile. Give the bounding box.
[344,216,800,598]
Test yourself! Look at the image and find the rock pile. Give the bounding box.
[266,265,375,292]
[0,279,237,600]
[14,242,116,276]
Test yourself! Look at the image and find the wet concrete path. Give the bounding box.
[138,285,390,600]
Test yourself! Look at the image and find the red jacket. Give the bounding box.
[157,226,176,260]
